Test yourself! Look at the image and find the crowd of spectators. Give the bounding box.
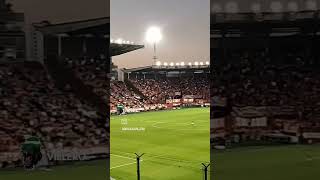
[63,57,146,109]
[131,76,209,104]
[65,57,109,102]
[212,49,320,125]
[110,80,144,109]
[0,61,108,166]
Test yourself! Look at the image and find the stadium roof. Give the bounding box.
[211,0,320,14]
[122,66,153,73]
[34,17,109,36]
[34,17,144,57]
[111,43,144,57]
[211,11,320,37]
[123,65,210,73]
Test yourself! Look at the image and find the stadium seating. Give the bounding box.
[131,76,209,104]
[0,61,108,167]
[211,49,320,144]
[108,70,209,111]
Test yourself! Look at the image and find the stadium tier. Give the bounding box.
[211,8,320,146]
[210,5,320,180]
[110,66,210,114]
[211,9,320,146]
[0,16,110,168]
[0,61,108,167]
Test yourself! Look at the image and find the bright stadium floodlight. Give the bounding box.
[163,62,168,66]
[195,61,199,66]
[146,26,162,44]
[200,62,204,66]
[170,62,174,66]
[205,61,210,65]
[110,39,114,43]
[115,38,123,44]
[146,26,162,65]
[156,61,161,66]
[180,62,185,66]
[188,62,192,66]
[176,62,180,66]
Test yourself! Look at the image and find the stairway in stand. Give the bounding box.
[44,55,108,117]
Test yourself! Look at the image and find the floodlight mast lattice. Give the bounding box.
[146,26,162,65]
[153,42,157,65]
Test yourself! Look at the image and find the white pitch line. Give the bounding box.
[151,122,165,128]
[110,162,136,170]
[111,153,145,170]
[151,121,208,131]
[110,160,143,170]
[111,154,135,160]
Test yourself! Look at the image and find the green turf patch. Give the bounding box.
[111,154,137,170]
[0,160,107,180]
[212,145,320,180]
[110,108,210,180]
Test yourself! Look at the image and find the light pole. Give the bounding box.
[153,42,157,64]
[146,26,162,65]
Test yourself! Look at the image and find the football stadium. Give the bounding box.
[110,1,210,179]
[0,1,109,178]
[211,0,320,179]
[110,42,210,179]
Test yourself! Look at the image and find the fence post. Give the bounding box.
[135,153,145,180]
[202,163,210,180]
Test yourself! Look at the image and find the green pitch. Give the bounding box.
[110,108,210,180]
[213,145,320,180]
[0,160,107,180]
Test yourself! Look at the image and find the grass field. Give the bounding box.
[110,108,210,180]
[213,145,320,180]
[0,160,107,180]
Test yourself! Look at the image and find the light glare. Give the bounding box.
[115,38,123,44]
[146,26,162,43]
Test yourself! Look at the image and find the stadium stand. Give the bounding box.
[0,61,108,167]
[211,8,320,146]
[0,16,110,168]
[110,80,144,109]
[64,57,109,102]
[131,76,209,104]
[110,65,210,113]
